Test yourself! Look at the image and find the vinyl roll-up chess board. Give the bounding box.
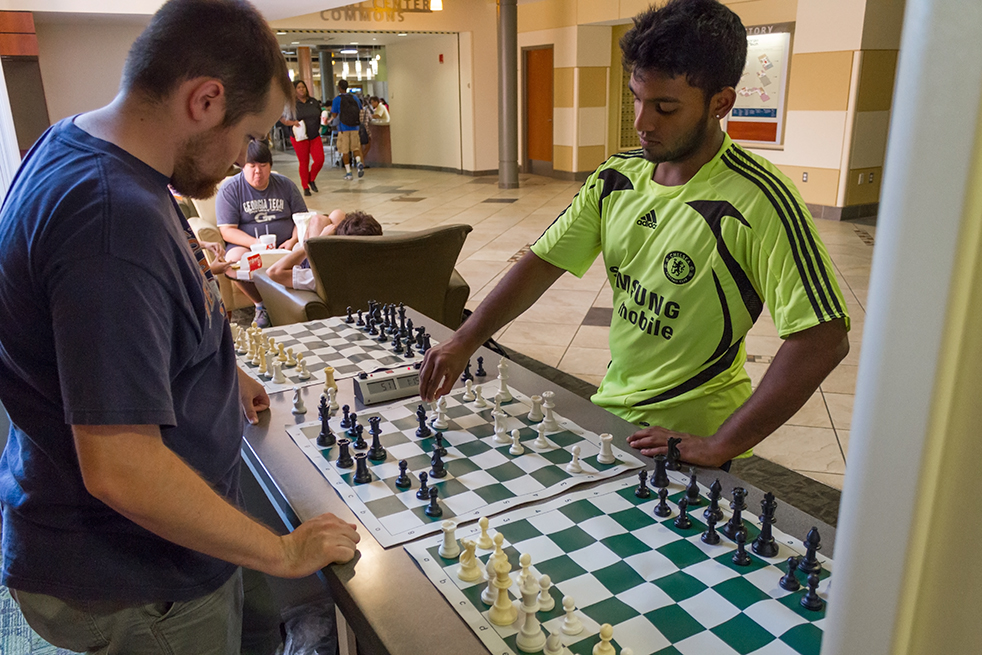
[286,383,644,547]
[405,473,831,655]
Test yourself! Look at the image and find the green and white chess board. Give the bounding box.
[405,473,832,655]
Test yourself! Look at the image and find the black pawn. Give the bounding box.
[461,361,473,382]
[732,531,752,566]
[395,460,412,489]
[701,511,721,545]
[434,432,447,457]
[405,318,414,339]
[635,470,651,499]
[335,439,353,468]
[339,405,351,429]
[800,572,824,612]
[704,479,724,523]
[799,527,823,576]
[352,424,367,450]
[674,497,692,529]
[720,487,748,542]
[665,437,682,471]
[393,334,404,354]
[416,471,430,500]
[653,487,672,518]
[345,306,354,323]
[416,405,432,438]
[430,448,447,478]
[355,309,364,327]
[367,318,378,336]
[404,340,415,358]
[353,453,372,484]
[651,455,670,489]
[752,492,779,558]
[377,324,388,342]
[779,556,801,591]
[685,467,702,506]
[424,486,442,517]
[346,412,359,438]
[475,356,486,377]
[367,417,386,461]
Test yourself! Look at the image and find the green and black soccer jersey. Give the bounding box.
[531,135,850,439]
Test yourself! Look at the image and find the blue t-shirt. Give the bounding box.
[0,118,242,603]
[215,171,306,246]
[331,93,362,132]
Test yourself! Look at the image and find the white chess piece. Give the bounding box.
[488,558,517,626]
[620,650,634,655]
[272,361,286,385]
[532,422,550,449]
[516,575,546,653]
[542,390,559,431]
[566,445,583,474]
[497,359,513,402]
[544,628,567,655]
[291,387,306,414]
[457,540,483,582]
[518,552,532,588]
[297,359,310,380]
[509,429,524,456]
[286,347,297,366]
[438,520,460,559]
[538,574,555,611]
[593,623,615,655]
[277,343,288,362]
[474,385,488,408]
[462,379,476,401]
[327,387,339,411]
[432,396,449,430]
[480,556,497,605]
[322,365,337,392]
[492,404,510,444]
[527,394,544,422]
[597,433,616,465]
[493,392,503,415]
[561,596,583,635]
[477,516,493,550]
[257,349,268,375]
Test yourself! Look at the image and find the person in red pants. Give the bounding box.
[281,79,324,196]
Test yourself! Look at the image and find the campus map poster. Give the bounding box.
[727,22,794,147]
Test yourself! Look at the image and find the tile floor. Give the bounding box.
[273,150,870,490]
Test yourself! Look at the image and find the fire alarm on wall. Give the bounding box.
[439,54,444,63]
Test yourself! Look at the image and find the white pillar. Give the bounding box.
[0,61,22,197]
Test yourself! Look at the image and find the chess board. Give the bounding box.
[236,317,427,393]
[406,473,832,655]
[286,384,644,547]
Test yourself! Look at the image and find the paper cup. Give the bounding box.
[259,234,277,249]
[250,243,266,253]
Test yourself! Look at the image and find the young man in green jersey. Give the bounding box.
[419,0,850,469]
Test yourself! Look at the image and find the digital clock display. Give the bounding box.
[365,373,419,394]
[354,364,424,405]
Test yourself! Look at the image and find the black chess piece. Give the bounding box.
[434,432,447,457]
[355,309,364,327]
[346,306,355,323]
[461,361,473,382]
[651,454,670,489]
[422,334,432,353]
[377,324,388,342]
[685,467,702,507]
[635,470,651,499]
[367,416,386,461]
[398,302,407,332]
[752,492,779,558]
[316,415,335,448]
[395,460,412,489]
[393,334,404,354]
[353,424,367,450]
[416,405,432,438]
[425,486,443,517]
[404,340,415,358]
[405,317,414,339]
[798,527,823,576]
[416,471,430,500]
[430,448,447,478]
[800,572,824,612]
[415,326,426,350]
[665,437,682,471]
[703,479,724,523]
[653,487,672,518]
[353,453,372,484]
[346,412,359,438]
[732,531,752,566]
[367,318,378,336]
[719,487,748,541]
[335,439,353,468]
[475,356,486,377]
[779,556,801,591]
[674,497,692,529]
[339,405,351,429]
[701,511,721,545]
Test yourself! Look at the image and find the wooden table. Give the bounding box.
[241,311,836,655]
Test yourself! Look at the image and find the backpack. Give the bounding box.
[338,94,360,127]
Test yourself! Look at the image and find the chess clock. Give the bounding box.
[353,362,423,405]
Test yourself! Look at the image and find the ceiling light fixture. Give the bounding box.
[339,48,358,55]
[430,0,443,10]
[397,33,407,37]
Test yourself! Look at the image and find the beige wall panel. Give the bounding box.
[850,110,891,169]
[723,0,799,26]
[518,0,577,32]
[861,0,907,50]
[773,164,840,206]
[519,27,577,68]
[554,67,574,108]
[856,49,898,112]
[459,31,476,171]
[578,67,607,107]
[793,0,865,53]
[578,145,607,171]
[554,144,574,172]
[578,106,607,147]
[843,166,883,206]
[619,0,654,20]
[608,24,631,158]
[553,107,575,147]
[787,51,853,112]
[577,0,618,27]
[575,25,613,68]
[751,110,847,169]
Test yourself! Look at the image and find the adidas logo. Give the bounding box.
[635,209,658,229]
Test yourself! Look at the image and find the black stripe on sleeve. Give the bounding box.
[704,271,734,365]
[596,168,635,217]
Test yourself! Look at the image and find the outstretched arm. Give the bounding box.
[626,318,850,467]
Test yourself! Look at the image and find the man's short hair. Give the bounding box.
[336,211,382,236]
[121,0,292,128]
[246,139,273,165]
[338,79,349,92]
[621,0,747,98]
[370,96,380,103]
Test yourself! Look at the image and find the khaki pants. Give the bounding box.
[336,130,362,159]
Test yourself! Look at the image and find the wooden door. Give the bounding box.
[525,47,553,175]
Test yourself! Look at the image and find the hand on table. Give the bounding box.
[237,367,270,425]
[626,427,730,468]
[419,338,473,402]
[275,513,361,578]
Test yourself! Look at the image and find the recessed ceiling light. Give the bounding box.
[351,42,359,45]
[276,31,286,35]
[339,48,358,55]
[398,33,407,36]
[291,41,300,45]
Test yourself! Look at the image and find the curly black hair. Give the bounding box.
[621,0,747,98]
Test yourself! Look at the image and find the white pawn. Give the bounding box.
[542,390,559,431]
[527,394,544,422]
[474,385,488,408]
[497,359,513,402]
[327,386,339,411]
[272,361,286,385]
[477,516,493,549]
[257,349,268,375]
[518,552,533,588]
[597,433,616,465]
[566,445,583,474]
[516,575,546,653]
[286,346,297,366]
[509,429,524,456]
[538,574,555,611]
[291,387,306,414]
[438,520,460,559]
[593,623,615,655]
[297,359,310,380]
[457,540,482,582]
[462,379,476,401]
[492,532,506,563]
[561,596,583,635]
[277,343,288,362]
[532,422,550,449]
[432,396,449,430]
[322,365,337,392]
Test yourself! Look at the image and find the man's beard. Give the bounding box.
[641,102,713,165]
[170,129,229,199]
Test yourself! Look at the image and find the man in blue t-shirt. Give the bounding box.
[331,79,366,180]
[0,1,359,652]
